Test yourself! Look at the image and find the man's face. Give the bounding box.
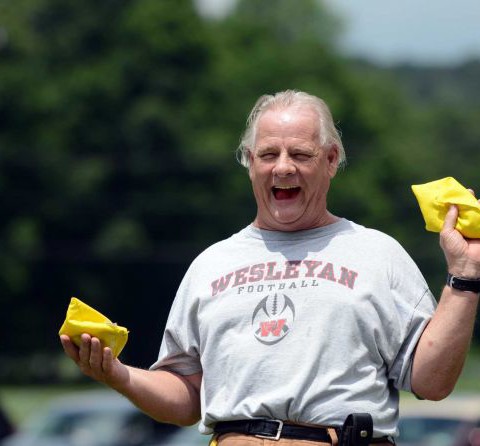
[248,106,339,232]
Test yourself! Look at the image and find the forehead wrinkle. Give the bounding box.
[255,135,321,156]
[255,108,321,148]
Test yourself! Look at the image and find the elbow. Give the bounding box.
[156,412,200,428]
[410,355,460,401]
[176,413,201,427]
[413,383,455,401]
[177,419,200,427]
[167,405,201,427]
[420,390,452,401]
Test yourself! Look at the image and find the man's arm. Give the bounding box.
[60,334,202,426]
[412,203,480,400]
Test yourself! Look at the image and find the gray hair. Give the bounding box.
[237,90,346,168]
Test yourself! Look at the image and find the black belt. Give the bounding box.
[214,419,394,444]
[214,419,331,442]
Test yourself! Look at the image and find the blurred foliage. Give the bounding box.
[0,0,479,382]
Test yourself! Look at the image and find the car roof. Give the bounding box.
[400,393,480,421]
[44,389,135,414]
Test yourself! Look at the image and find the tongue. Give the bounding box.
[274,188,300,200]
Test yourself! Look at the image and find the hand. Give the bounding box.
[60,334,130,389]
[440,194,480,278]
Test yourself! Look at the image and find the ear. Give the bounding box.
[247,149,255,179]
[326,144,339,178]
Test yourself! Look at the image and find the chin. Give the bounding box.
[268,217,305,232]
[255,208,306,231]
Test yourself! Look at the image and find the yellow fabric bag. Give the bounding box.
[59,297,129,358]
[411,177,480,238]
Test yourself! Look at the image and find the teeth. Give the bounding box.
[274,186,298,189]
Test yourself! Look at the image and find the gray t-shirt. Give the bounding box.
[151,219,436,437]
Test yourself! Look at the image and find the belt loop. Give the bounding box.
[328,427,339,446]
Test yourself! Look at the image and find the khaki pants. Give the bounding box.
[213,432,393,446]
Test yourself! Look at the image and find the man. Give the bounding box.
[60,90,480,445]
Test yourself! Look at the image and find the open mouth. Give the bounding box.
[272,186,301,200]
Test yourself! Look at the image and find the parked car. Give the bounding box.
[398,393,480,446]
[0,403,15,441]
[0,389,209,446]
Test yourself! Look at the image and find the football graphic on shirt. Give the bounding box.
[251,294,295,345]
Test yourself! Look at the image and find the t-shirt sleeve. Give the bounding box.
[150,267,203,375]
[374,235,437,392]
[387,287,436,392]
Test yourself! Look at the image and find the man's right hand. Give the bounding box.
[60,333,202,426]
[60,333,130,391]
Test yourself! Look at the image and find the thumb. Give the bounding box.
[442,204,459,232]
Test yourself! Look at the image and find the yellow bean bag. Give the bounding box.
[411,177,480,238]
[59,297,129,358]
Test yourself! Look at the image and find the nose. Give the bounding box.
[273,152,296,177]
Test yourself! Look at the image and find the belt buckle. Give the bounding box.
[255,419,284,441]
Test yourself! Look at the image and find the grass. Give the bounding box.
[0,383,103,425]
[455,349,480,392]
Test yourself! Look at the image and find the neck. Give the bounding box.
[253,212,341,232]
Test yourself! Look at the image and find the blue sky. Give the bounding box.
[325,0,480,66]
[197,0,480,66]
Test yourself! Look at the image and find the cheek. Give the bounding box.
[248,163,261,182]
[250,163,271,182]
[307,171,331,193]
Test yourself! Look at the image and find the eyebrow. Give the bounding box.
[255,146,279,153]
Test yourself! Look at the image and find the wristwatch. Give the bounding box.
[446,273,480,294]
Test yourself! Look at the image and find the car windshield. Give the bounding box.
[398,417,464,446]
[25,409,126,446]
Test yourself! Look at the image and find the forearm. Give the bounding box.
[112,367,202,426]
[60,334,202,427]
[412,286,479,400]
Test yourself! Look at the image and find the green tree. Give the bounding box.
[0,0,217,372]
[1,0,478,381]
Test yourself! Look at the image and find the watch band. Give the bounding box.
[446,273,480,294]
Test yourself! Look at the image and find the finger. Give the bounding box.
[78,333,93,365]
[469,188,480,204]
[59,335,80,362]
[442,204,459,232]
[89,337,103,370]
[102,347,114,374]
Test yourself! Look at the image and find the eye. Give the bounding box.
[256,150,278,160]
[292,152,313,161]
[261,153,276,159]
